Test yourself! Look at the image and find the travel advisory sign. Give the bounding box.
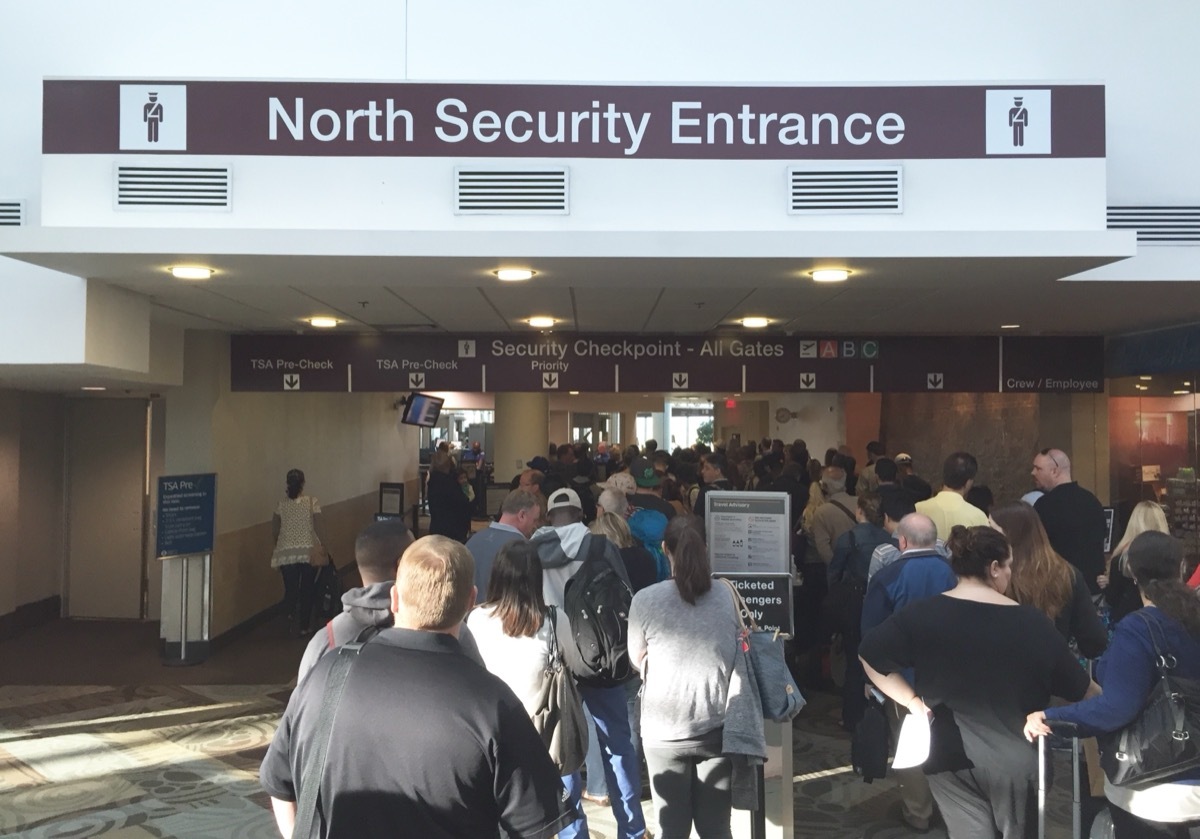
[45,80,1103,160]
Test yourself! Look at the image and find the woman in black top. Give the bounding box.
[427,451,473,542]
[860,525,1100,839]
[989,502,1108,659]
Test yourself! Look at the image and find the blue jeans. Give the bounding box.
[559,771,590,839]
[580,683,647,839]
[584,708,608,798]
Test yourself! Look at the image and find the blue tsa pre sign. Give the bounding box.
[156,473,216,558]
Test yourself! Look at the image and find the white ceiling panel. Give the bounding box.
[297,285,433,329]
[391,287,511,332]
[481,284,578,330]
[570,286,663,332]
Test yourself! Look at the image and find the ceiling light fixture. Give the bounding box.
[810,269,850,283]
[81,386,106,391]
[170,265,213,280]
[1139,376,1153,381]
[1175,390,1190,395]
[741,317,770,328]
[309,317,339,328]
[1001,324,1021,329]
[495,268,536,282]
[527,316,556,328]
[569,391,580,395]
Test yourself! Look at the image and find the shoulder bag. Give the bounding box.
[531,605,589,775]
[307,497,330,567]
[1100,610,1200,787]
[722,579,805,722]
[293,627,375,839]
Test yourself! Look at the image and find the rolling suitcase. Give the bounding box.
[1038,728,1083,839]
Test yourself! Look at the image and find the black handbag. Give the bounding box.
[531,606,588,775]
[1099,610,1200,787]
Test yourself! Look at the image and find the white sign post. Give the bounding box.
[705,491,795,839]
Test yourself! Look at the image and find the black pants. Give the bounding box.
[280,563,315,631]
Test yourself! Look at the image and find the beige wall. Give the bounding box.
[0,391,66,619]
[766,393,844,458]
[165,332,421,636]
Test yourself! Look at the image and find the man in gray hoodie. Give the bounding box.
[532,488,648,839]
[297,519,481,683]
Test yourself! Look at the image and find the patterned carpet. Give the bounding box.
[0,680,1086,838]
[0,684,289,838]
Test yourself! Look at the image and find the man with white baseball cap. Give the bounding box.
[531,488,647,839]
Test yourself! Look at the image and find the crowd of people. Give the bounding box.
[263,434,1200,839]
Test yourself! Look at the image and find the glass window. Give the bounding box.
[1108,375,1199,564]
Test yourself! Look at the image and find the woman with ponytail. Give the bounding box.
[270,468,327,636]
[860,525,1099,839]
[628,515,742,838]
[1027,532,1200,837]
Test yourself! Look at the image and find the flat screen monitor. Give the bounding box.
[400,392,444,428]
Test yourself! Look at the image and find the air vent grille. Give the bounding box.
[787,166,903,214]
[455,168,569,214]
[1108,206,1200,244]
[116,165,231,209]
[0,201,23,226]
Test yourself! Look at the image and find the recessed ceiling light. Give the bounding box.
[170,265,213,280]
[569,391,580,396]
[1185,382,1192,387]
[1175,390,1190,395]
[1139,376,1153,381]
[309,317,339,328]
[810,269,850,283]
[527,316,556,328]
[741,317,770,328]
[81,386,106,391]
[1001,324,1021,329]
[495,268,536,282]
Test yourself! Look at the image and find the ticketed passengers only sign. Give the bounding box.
[229,334,1104,394]
[44,80,1104,159]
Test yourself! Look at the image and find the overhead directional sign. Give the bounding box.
[229,333,1103,393]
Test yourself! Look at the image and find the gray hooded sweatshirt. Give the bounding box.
[297,580,482,684]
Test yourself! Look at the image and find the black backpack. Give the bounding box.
[561,534,635,688]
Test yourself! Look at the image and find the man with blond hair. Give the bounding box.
[262,535,573,839]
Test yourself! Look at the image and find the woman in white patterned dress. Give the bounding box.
[271,469,327,636]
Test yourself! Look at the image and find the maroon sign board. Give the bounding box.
[229,333,1103,394]
[45,80,1104,160]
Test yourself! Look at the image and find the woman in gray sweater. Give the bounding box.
[628,515,741,839]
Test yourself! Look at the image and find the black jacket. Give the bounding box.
[428,470,473,542]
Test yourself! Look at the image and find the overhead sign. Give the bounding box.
[229,333,1104,393]
[1002,336,1104,392]
[156,473,216,559]
[44,80,1104,160]
[706,492,791,575]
